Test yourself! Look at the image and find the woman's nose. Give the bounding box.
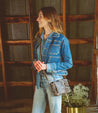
[36,17,39,22]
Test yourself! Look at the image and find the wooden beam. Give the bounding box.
[69,81,91,86]
[0,15,94,24]
[94,49,98,55]
[62,0,66,35]
[6,61,31,65]
[90,0,97,103]
[73,61,92,66]
[0,81,91,87]
[0,24,8,100]
[5,40,31,45]
[28,0,36,92]
[69,38,93,44]
[4,38,93,45]
[0,82,4,87]
[0,16,29,24]
[7,81,33,87]
[0,60,92,67]
[0,61,31,66]
[66,15,95,22]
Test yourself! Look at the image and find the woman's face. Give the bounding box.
[36,11,49,28]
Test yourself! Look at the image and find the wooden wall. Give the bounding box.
[0,0,97,102]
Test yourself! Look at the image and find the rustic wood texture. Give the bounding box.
[69,38,93,44]
[28,0,36,92]
[62,0,66,35]
[0,15,94,23]
[5,40,31,45]
[0,81,91,88]
[0,60,92,66]
[0,0,97,103]
[4,38,93,45]
[0,24,7,100]
[90,0,97,103]
[94,49,98,55]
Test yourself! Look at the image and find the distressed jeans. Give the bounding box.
[32,86,62,113]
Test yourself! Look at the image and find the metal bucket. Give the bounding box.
[66,107,86,113]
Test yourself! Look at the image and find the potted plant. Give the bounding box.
[62,84,90,113]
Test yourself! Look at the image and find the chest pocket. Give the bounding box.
[49,44,60,55]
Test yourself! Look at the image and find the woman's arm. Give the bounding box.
[46,37,73,73]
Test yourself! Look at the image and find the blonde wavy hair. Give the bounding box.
[37,7,64,36]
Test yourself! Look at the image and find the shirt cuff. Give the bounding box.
[46,63,56,73]
[46,63,52,73]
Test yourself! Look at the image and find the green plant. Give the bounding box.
[62,84,90,107]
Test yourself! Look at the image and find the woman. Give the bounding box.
[32,7,73,113]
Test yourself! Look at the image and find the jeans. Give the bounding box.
[32,86,62,113]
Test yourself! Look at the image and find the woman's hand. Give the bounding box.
[33,60,47,72]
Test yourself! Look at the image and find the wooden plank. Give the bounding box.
[0,61,31,66]
[4,38,93,45]
[0,81,91,87]
[0,60,92,66]
[0,82,4,87]
[7,81,33,87]
[66,14,95,22]
[32,15,94,22]
[69,81,91,86]
[90,0,97,103]
[28,0,36,93]
[94,49,98,55]
[0,16,30,24]
[5,40,31,45]
[0,15,94,24]
[0,24,7,100]
[69,38,93,44]
[73,61,92,66]
[62,0,66,35]
[6,61,31,66]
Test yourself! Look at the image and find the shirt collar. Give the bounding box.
[41,31,60,40]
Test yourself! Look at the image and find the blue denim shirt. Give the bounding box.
[33,31,73,88]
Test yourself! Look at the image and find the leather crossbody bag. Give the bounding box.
[42,70,71,96]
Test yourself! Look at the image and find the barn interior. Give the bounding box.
[0,0,98,113]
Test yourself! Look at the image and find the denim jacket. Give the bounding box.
[33,32,73,88]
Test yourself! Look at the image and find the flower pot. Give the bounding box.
[66,107,86,113]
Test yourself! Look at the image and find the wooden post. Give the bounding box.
[62,0,66,35]
[28,0,36,93]
[90,0,97,103]
[0,24,7,100]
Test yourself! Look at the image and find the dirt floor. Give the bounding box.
[0,99,98,113]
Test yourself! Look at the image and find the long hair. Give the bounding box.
[37,7,64,36]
